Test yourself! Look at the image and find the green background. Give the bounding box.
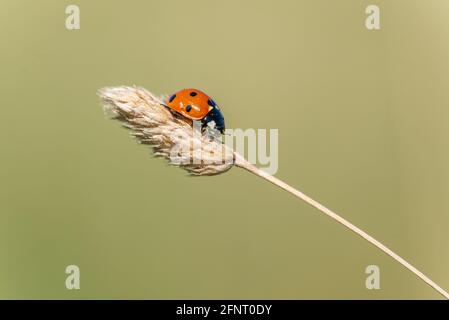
[1,0,448,299]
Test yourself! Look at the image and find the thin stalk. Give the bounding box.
[234,153,449,299]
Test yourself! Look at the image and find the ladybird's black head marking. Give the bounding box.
[190,92,197,97]
[207,99,216,107]
[186,105,192,112]
[203,105,225,134]
[169,94,176,102]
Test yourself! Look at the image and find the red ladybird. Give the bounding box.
[165,88,225,133]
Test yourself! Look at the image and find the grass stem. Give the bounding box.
[234,153,449,299]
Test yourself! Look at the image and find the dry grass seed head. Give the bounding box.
[98,86,234,175]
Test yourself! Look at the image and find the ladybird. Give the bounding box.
[164,88,225,134]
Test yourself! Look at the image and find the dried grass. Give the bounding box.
[98,85,449,299]
[98,86,234,175]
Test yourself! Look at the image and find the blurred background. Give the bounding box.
[1,0,448,299]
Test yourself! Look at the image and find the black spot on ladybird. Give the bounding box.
[186,105,192,112]
[190,92,197,97]
[207,99,216,107]
[169,94,176,102]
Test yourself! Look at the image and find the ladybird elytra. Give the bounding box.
[165,88,225,133]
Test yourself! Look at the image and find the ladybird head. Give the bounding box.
[204,99,225,134]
